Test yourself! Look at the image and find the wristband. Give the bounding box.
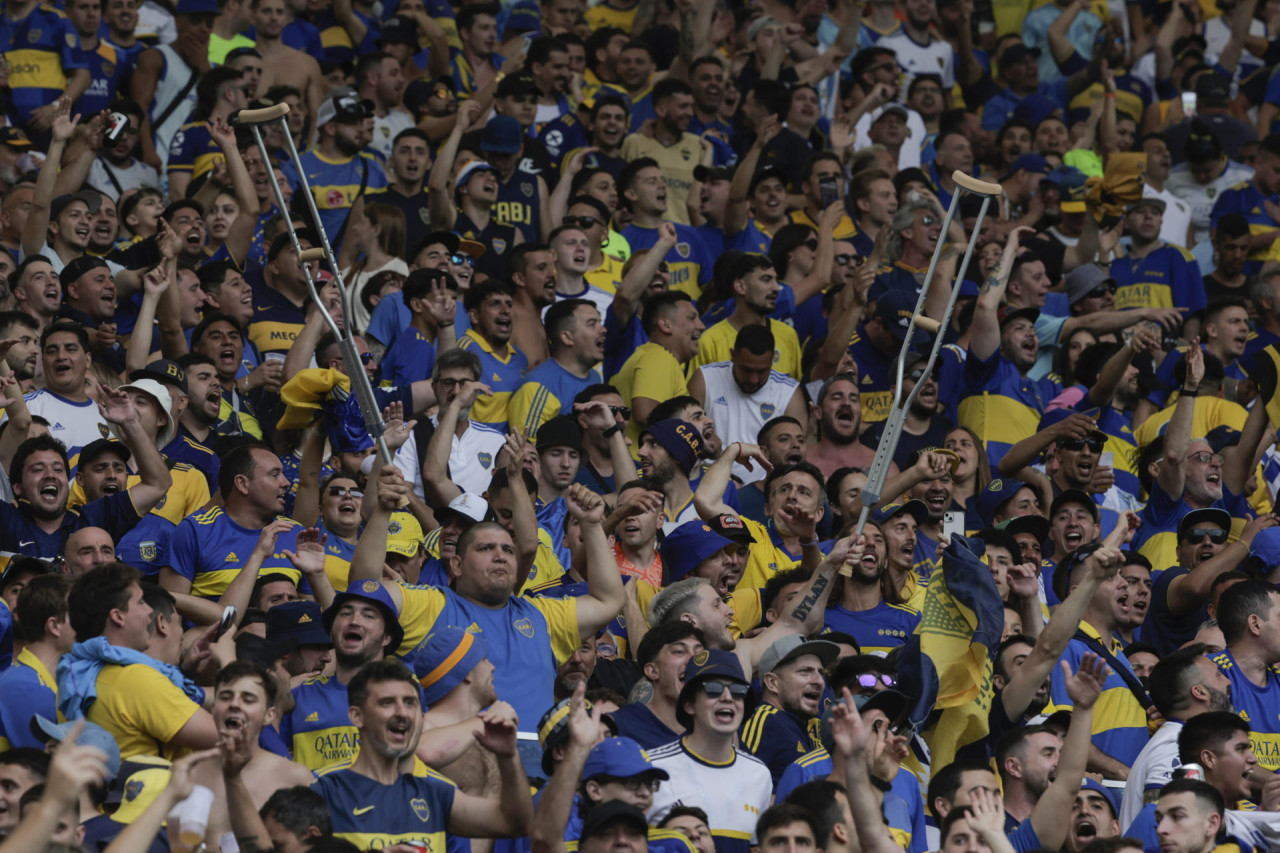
[801,539,820,548]
[602,423,624,438]
[1180,387,1199,397]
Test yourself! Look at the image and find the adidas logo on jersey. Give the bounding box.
[224,552,239,562]
[493,373,501,381]
[714,397,727,405]
[52,422,64,430]
[305,712,319,722]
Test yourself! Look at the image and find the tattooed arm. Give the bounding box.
[969,225,1033,362]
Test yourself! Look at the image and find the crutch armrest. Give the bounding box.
[913,315,942,333]
[952,171,1003,196]
[234,103,291,125]
[298,248,326,262]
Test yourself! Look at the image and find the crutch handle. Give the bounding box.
[298,248,326,262]
[234,103,291,125]
[952,171,1003,196]
[913,315,942,334]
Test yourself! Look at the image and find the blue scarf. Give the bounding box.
[56,637,205,721]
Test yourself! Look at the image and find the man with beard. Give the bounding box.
[87,100,162,203]
[823,519,921,655]
[691,326,806,486]
[174,353,230,457]
[806,373,886,477]
[909,75,946,144]
[618,158,715,299]
[568,387,636,497]
[736,417,806,524]
[510,299,605,439]
[860,354,953,471]
[281,87,388,242]
[457,280,528,430]
[636,419,703,534]
[0,312,39,390]
[551,226,612,316]
[611,288,702,448]
[610,622,705,748]
[1203,216,1251,303]
[963,228,1058,467]
[1049,544,1150,778]
[1119,644,1234,828]
[364,128,432,258]
[207,661,314,807]
[1210,134,1280,275]
[878,0,957,91]
[312,658,533,849]
[620,80,702,226]
[739,635,840,784]
[245,0,325,124]
[421,352,508,500]
[1207,580,1280,773]
[354,53,412,162]
[528,37,573,130]
[982,45,1066,133]
[693,254,801,381]
[1109,199,1206,315]
[1146,510,1273,655]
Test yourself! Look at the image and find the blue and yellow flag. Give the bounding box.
[898,534,1004,772]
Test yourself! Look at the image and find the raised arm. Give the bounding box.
[1156,341,1202,499]
[566,484,625,639]
[2,723,111,853]
[23,104,78,258]
[105,748,222,853]
[498,430,540,591]
[428,99,485,231]
[997,413,1098,478]
[348,464,413,591]
[209,116,259,266]
[549,146,596,229]
[726,117,779,236]
[215,519,294,621]
[531,683,597,853]
[830,687,907,853]
[1223,383,1271,495]
[694,442,773,519]
[789,203,841,306]
[613,223,677,330]
[1167,513,1278,614]
[423,383,482,506]
[284,527,337,611]
[291,424,326,528]
[970,227,1031,361]
[0,376,32,475]
[575,400,634,495]
[126,264,170,378]
[104,387,173,515]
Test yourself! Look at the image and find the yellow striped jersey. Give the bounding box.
[168,507,307,599]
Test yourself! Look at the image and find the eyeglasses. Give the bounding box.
[609,405,632,420]
[450,253,476,268]
[327,486,364,498]
[922,215,937,227]
[359,352,375,365]
[699,680,749,699]
[598,775,663,793]
[1187,451,1225,465]
[435,377,470,389]
[1057,436,1105,453]
[1086,283,1117,299]
[563,215,599,230]
[871,717,916,739]
[857,673,896,690]
[1181,527,1228,545]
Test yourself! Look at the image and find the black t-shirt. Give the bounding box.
[859,413,955,471]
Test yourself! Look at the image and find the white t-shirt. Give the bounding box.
[1146,184,1196,249]
[1165,160,1255,246]
[854,105,927,170]
[647,740,774,841]
[23,390,109,462]
[876,30,957,88]
[700,360,799,485]
[1119,717,1181,829]
[371,110,415,162]
[88,157,163,202]
[422,416,507,498]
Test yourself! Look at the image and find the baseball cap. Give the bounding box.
[868,500,929,527]
[1052,542,1103,603]
[376,15,419,46]
[874,289,923,341]
[869,102,910,125]
[852,688,910,726]
[0,558,52,596]
[116,378,176,448]
[747,14,781,40]
[266,600,331,647]
[998,305,1040,328]
[454,159,498,199]
[660,520,737,584]
[267,227,319,263]
[1049,489,1100,524]
[1196,73,1230,108]
[537,695,616,775]
[175,0,217,14]
[707,514,755,544]
[759,634,841,676]
[999,153,1051,182]
[322,578,405,653]
[641,419,703,475]
[999,43,1041,67]
[581,800,650,841]
[1055,168,1088,213]
[1013,94,1061,126]
[235,632,296,668]
[104,756,172,824]
[1125,197,1166,215]
[1177,507,1231,541]
[316,86,374,128]
[582,737,670,782]
[481,115,524,155]
[1064,264,1115,305]
[1247,526,1280,575]
[31,716,121,782]
[496,73,541,100]
[998,513,1051,545]
[976,478,1029,525]
[0,127,31,148]
[59,254,109,288]
[750,165,789,195]
[404,77,450,116]
[1205,425,1241,454]
[129,359,186,392]
[537,414,584,453]
[80,437,131,467]
[694,164,734,183]
[409,626,489,706]
[675,648,749,728]
[386,511,425,558]
[437,492,489,529]
[505,0,542,33]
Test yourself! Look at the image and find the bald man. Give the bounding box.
[63,528,116,576]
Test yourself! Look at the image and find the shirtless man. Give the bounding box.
[249,0,325,123]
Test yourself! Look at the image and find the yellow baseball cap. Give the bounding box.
[387,511,425,558]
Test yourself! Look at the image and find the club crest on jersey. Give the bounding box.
[139,541,157,561]
[326,189,345,207]
[521,182,534,198]
[478,451,493,469]
[492,238,507,254]
[514,617,535,638]
[411,797,431,822]
[28,29,41,43]
[420,208,431,224]
[759,402,776,418]
[676,242,690,259]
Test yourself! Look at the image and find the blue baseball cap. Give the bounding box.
[481,115,525,155]
[868,500,929,527]
[873,288,925,341]
[409,627,490,706]
[266,601,331,647]
[641,419,703,475]
[976,478,1029,526]
[31,716,122,782]
[660,520,736,584]
[583,737,670,782]
[1000,152,1051,181]
[675,649,748,728]
[322,579,405,654]
[1248,526,1280,575]
[1013,93,1062,126]
[175,0,217,13]
[1079,778,1119,818]
[504,0,542,34]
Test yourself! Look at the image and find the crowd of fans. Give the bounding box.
[3,0,1280,850]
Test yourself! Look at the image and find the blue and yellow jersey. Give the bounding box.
[1050,623,1149,766]
[0,647,58,751]
[869,260,929,303]
[607,701,682,750]
[455,210,521,283]
[313,766,457,851]
[395,584,579,733]
[508,358,602,441]
[283,675,359,771]
[1131,479,1251,577]
[246,271,307,355]
[787,207,857,241]
[1212,648,1280,770]
[89,663,201,760]
[691,318,802,383]
[116,513,178,577]
[610,341,689,450]
[423,523,563,594]
[69,460,209,525]
[168,507,306,599]
[167,121,223,181]
[585,252,625,296]
[619,222,714,298]
[0,3,85,126]
[317,521,357,592]
[739,704,821,784]
[959,348,1056,469]
[1212,180,1280,274]
[379,327,437,388]
[775,746,833,801]
[280,149,388,244]
[76,39,127,117]
[457,330,527,430]
[311,8,378,65]
[584,1,638,31]
[494,162,544,237]
[449,46,505,97]
[1108,243,1206,315]
[163,427,219,493]
[845,325,898,425]
[823,600,920,657]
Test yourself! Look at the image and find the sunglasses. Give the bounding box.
[873,62,897,73]
[597,775,663,793]
[1182,527,1228,545]
[1187,451,1225,465]
[870,717,916,739]
[359,352,375,365]
[1086,283,1117,299]
[563,215,599,230]
[699,680,749,699]
[803,239,819,251]
[857,673,896,690]
[908,368,938,382]
[327,486,364,498]
[450,253,476,268]
[657,262,670,274]
[609,404,632,420]
[922,215,937,227]
[1057,436,1105,453]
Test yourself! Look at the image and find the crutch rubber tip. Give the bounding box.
[912,315,942,333]
[952,171,1003,196]
[233,103,291,125]
[298,248,326,262]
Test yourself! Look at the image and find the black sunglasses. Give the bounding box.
[1057,436,1105,453]
[803,239,819,251]
[1086,283,1117,299]
[908,368,938,382]
[699,680,749,699]
[564,215,599,229]
[609,404,632,420]
[1182,527,1228,545]
[359,352,375,365]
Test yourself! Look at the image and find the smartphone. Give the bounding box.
[214,605,237,640]
[1182,91,1197,118]
[942,511,964,540]
[819,175,840,209]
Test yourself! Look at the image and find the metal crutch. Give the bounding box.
[232,102,395,469]
[841,171,1004,574]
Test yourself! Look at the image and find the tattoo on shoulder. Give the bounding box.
[629,678,655,705]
